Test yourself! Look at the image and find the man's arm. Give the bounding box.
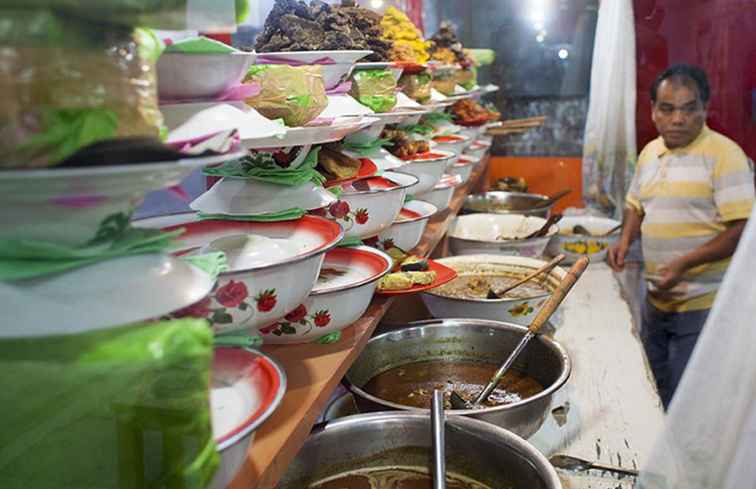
[656,219,748,290]
[607,207,643,272]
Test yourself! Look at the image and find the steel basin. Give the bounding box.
[344,319,571,439]
[278,412,562,489]
[464,191,553,218]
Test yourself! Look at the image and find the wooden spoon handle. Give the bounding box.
[528,257,590,334]
[601,223,623,237]
[544,188,572,207]
[524,213,562,239]
[495,254,566,296]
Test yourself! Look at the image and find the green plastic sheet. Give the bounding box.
[349,69,398,113]
[203,147,325,187]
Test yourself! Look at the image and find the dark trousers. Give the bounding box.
[640,299,710,409]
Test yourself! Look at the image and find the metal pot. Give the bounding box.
[278,412,562,489]
[344,319,571,439]
[464,191,553,218]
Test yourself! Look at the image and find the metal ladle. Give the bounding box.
[431,389,446,489]
[451,257,590,410]
[549,454,639,477]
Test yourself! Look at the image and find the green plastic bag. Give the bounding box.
[244,65,327,127]
[349,69,398,113]
[0,319,219,489]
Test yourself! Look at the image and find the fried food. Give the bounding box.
[318,144,361,180]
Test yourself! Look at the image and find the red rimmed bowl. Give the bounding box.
[260,246,392,344]
[396,150,457,194]
[135,213,343,334]
[414,173,463,211]
[464,140,492,159]
[209,347,286,489]
[450,154,478,184]
[327,171,419,240]
[431,134,473,157]
[368,199,438,251]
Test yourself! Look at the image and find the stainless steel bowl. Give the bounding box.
[464,191,553,218]
[344,319,571,439]
[278,412,563,489]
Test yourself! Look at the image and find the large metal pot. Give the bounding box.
[464,191,553,218]
[278,412,562,489]
[344,319,570,439]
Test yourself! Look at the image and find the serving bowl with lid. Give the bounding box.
[134,213,343,334]
[448,214,558,257]
[259,246,392,344]
[343,318,571,440]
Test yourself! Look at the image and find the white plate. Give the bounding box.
[255,50,372,90]
[395,92,422,109]
[245,116,379,148]
[0,253,215,338]
[0,152,244,247]
[162,102,287,144]
[158,52,257,101]
[191,179,336,216]
[320,95,376,119]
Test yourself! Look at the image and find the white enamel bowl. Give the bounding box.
[369,199,438,251]
[414,173,463,211]
[450,154,478,184]
[329,171,419,239]
[430,134,472,157]
[209,347,286,489]
[161,102,286,144]
[448,214,558,258]
[457,125,486,140]
[256,50,372,90]
[464,139,492,159]
[0,154,240,247]
[157,52,257,100]
[546,216,621,264]
[191,178,336,217]
[135,213,343,334]
[0,253,215,338]
[260,246,392,344]
[395,150,456,195]
[420,255,566,326]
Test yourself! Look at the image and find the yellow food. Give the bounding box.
[563,240,608,255]
[381,7,431,63]
[431,47,456,65]
[406,270,437,285]
[378,273,414,291]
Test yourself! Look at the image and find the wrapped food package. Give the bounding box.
[0,10,164,169]
[244,64,327,127]
[380,6,430,64]
[0,319,219,489]
[455,67,477,90]
[349,69,398,113]
[398,69,433,103]
[432,70,457,96]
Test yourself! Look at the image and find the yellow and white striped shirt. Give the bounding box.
[627,126,755,312]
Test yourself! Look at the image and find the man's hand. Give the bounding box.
[607,240,629,272]
[655,259,688,290]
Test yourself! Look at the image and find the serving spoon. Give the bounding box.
[487,254,565,299]
[451,257,590,410]
[431,389,446,489]
[549,454,639,477]
[522,213,563,240]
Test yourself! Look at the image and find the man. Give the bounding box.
[608,64,755,408]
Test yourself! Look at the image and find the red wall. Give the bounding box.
[634,0,756,159]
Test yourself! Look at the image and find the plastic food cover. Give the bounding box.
[0,318,218,488]
[0,10,164,169]
[399,71,432,104]
[637,207,756,489]
[349,69,398,113]
[0,0,235,30]
[244,65,328,127]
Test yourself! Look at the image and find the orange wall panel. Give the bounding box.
[488,156,584,213]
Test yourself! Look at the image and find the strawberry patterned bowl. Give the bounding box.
[325,171,419,240]
[367,199,438,252]
[420,255,566,326]
[209,347,286,489]
[134,212,343,334]
[260,246,392,344]
[413,173,463,211]
[395,149,457,194]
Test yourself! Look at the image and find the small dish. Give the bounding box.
[395,150,456,195]
[368,199,438,252]
[546,215,621,264]
[376,259,458,296]
[260,246,392,344]
[157,52,257,100]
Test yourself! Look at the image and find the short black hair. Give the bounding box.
[650,64,710,104]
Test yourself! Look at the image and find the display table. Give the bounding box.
[229,158,490,489]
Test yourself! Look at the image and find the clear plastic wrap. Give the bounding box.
[349,69,398,113]
[244,65,328,127]
[0,318,218,489]
[0,10,164,168]
[638,207,756,488]
[399,70,432,103]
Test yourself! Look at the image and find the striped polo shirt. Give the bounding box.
[626,125,755,312]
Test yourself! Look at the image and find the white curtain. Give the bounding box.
[638,206,756,488]
[582,0,637,218]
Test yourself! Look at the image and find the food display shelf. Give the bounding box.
[228,157,490,489]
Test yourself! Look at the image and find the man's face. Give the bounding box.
[651,79,707,149]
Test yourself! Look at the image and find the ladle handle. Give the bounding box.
[544,188,572,207]
[431,390,446,489]
[528,257,589,335]
[524,213,562,239]
[494,254,565,297]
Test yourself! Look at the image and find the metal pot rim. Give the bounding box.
[345,318,571,415]
[464,191,555,213]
